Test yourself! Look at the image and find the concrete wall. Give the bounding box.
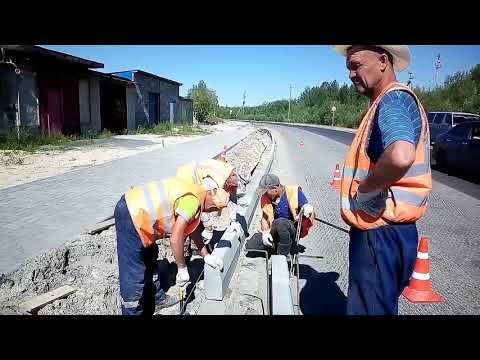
[133,72,160,126]
[78,77,101,134]
[79,79,90,133]
[132,72,181,126]
[177,99,193,123]
[0,67,39,134]
[0,111,16,134]
[18,69,39,129]
[126,86,136,130]
[159,81,179,123]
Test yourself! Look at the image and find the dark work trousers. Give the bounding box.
[347,223,419,315]
[115,195,166,315]
[246,218,297,256]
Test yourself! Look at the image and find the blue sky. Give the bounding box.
[42,45,480,106]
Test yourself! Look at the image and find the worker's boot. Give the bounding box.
[154,294,179,313]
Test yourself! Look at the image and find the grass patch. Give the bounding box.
[127,123,210,136]
[0,129,113,152]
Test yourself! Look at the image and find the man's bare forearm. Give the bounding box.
[190,226,209,257]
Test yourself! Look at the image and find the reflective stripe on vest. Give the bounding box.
[340,83,432,230]
[125,178,206,247]
[142,181,173,235]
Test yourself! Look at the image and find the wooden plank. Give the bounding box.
[19,285,77,314]
[87,218,115,235]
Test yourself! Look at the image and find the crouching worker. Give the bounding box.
[176,159,243,244]
[246,174,315,262]
[114,177,229,315]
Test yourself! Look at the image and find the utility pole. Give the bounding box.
[242,90,246,117]
[288,84,293,121]
[434,53,442,87]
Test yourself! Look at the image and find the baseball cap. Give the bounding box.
[257,173,280,195]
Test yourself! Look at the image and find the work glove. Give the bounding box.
[262,231,274,247]
[201,227,214,245]
[302,204,314,218]
[354,188,388,217]
[204,254,224,271]
[227,221,242,234]
[176,266,190,287]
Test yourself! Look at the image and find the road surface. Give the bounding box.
[261,122,480,315]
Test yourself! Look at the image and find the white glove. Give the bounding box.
[176,266,190,287]
[228,201,237,223]
[303,204,314,218]
[227,221,242,234]
[201,228,213,245]
[204,254,224,271]
[262,231,274,247]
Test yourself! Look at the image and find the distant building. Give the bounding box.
[110,70,193,125]
[0,45,140,135]
[0,46,193,136]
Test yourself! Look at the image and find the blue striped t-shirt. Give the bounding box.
[367,90,422,162]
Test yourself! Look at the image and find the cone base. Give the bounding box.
[331,181,340,189]
[402,286,443,303]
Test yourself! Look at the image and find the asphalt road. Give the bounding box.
[261,122,480,315]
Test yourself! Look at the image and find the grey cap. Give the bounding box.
[258,173,280,192]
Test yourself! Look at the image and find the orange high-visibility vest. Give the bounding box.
[176,159,234,190]
[261,185,313,238]
[340,82,432,230]
[125,177,206,247]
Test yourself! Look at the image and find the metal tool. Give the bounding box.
[178,286,185,314]
[290,207,306,312]
[314,217,349,234]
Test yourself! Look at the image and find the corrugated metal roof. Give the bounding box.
[87,70,134,85]
[1,45,104,69]
[110,69,182,86]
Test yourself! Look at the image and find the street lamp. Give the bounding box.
[407,72,414,89]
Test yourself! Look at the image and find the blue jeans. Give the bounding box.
[115,195,166,315]
[347,223,419,315]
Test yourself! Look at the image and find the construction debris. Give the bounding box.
[19,285,77,314]
[0,128,272,315]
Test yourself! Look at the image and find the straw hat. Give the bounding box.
[333,45,411,71]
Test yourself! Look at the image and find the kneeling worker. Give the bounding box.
[176,159,243,242]
[114,177,229,315]
[246,174,315,260]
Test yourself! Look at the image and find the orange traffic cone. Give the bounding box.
[299,139,304,148]
[402,236,443,303]
[219,145,227,162]
[330,164,341,190]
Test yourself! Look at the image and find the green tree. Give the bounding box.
[187,80,219,123]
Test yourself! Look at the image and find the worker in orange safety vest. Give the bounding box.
[245,173,315,264]
[114,176,229,315]
[334,45,432,315]
[176,159,244,244]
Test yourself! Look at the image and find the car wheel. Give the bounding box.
[435,149,447,172]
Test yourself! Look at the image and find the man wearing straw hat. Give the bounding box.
[334,45,432,315]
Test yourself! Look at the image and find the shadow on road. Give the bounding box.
[299,264,347,316]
